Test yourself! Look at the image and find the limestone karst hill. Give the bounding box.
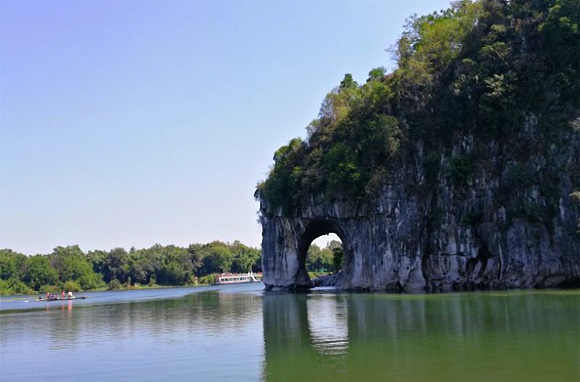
[256,0,580,292]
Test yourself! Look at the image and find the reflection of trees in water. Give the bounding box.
[262,291,580,381]
[1,289,266,382]
[344,292,580,379]
[121,291,261,335]
[12,290,264,350]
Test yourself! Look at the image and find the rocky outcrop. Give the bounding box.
[312,271,344,288]
[257,122,580,292]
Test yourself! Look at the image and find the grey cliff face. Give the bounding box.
[257,123,580,292]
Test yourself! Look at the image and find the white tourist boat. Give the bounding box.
[214,271,262,285]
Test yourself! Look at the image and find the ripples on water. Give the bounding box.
[1,286,579,382]
[0,284,265,382]
[307,296,349,356]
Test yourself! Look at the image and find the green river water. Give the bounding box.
[0,284,578,381]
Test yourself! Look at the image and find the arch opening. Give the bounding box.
[298,220,346,288]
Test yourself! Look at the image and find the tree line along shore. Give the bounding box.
[0,240,343,296]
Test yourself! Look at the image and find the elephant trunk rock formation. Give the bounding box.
[257,135,580,293]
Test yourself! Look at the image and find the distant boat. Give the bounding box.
[214,271,262,285]
[35,296,87,302]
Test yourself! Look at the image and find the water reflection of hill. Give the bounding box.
[262,290,580,382]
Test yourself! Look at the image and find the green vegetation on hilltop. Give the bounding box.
[0,241,262,295]
[256,0,579,216]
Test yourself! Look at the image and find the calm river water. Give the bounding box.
[0,284,578,382]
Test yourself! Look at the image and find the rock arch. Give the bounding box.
[297,219,344,266]
[259,213,350,291]
[257,192,427,292]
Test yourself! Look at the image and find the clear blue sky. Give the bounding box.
[1,0,451,255]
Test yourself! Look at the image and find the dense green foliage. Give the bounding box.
[306,240,343,273]
[0,241,261,295]
[257,0,579,216]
